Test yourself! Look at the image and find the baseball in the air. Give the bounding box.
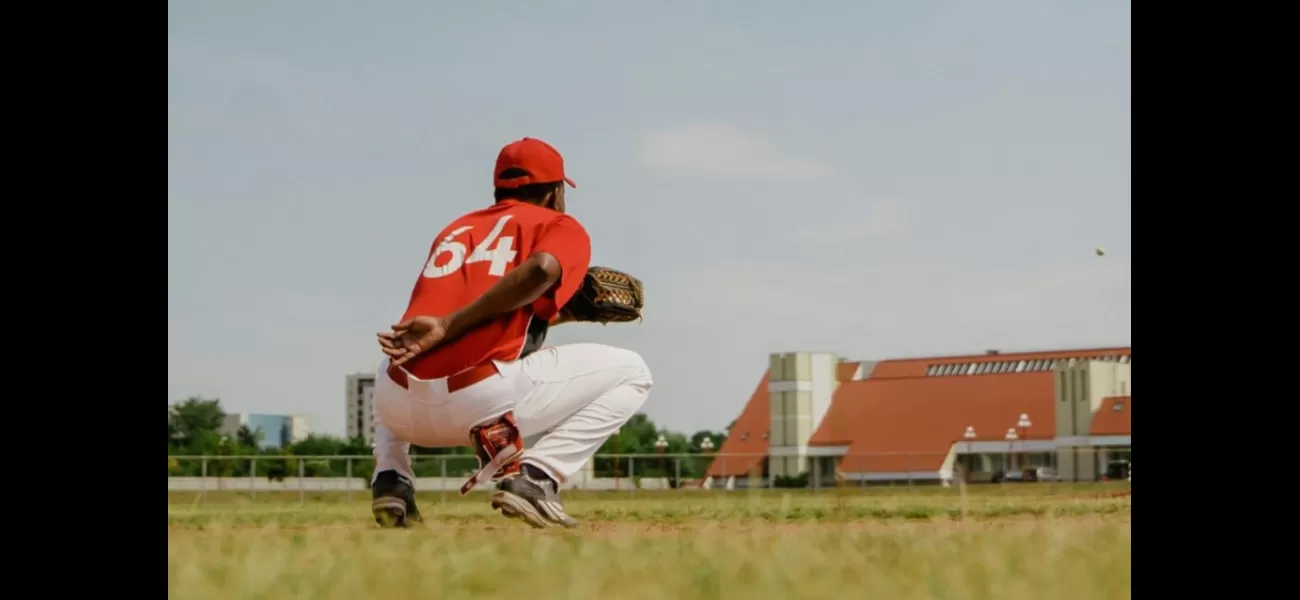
[1095,247,1106,256]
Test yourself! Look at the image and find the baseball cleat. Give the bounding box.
[371,470,422,528]
[491,464,578,529]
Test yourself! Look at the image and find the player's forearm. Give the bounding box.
[444,253,561,340]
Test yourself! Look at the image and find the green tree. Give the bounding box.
[289,434,349,456]
[168,397,225,447]
[284,434,342,476]
[592,413,674,477]
[163,397,739,484]
[685,429,727,480]
[236,425,262,449]
[690,430,728,451]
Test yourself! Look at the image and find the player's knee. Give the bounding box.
[617,348,653,389]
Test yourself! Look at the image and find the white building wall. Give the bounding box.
[289,415,311,444]
[345,373,377,445]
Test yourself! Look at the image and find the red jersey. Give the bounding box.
[400,200,591,379]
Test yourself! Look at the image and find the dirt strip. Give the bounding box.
[168,514,1129,536]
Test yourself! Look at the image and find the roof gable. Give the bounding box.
[1090,396,1131,435]
[706,371,770,477]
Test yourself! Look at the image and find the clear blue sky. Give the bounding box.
[168,0,1131,436]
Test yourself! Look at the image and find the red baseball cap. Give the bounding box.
[493,137,577,189]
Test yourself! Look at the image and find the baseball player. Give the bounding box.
[371,137,654,529]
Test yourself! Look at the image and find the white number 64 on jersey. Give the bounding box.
[422,215,519,279]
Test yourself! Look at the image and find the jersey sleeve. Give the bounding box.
[530,214,592,319]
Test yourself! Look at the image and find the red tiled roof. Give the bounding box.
[705,371,770,477]
[836,361,861,382]
[817,373,1056,473]
[868,346,1131,379]
[1090,396,1131,435]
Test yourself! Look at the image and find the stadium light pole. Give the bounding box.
[1004,428,1019,474]
[963,425,976,482]
[1017,413,1032,472]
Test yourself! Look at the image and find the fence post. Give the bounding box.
[674,457,681,493]
[345,458,353,502]
[200,457,208,503]
[298,458,305,504]
[250,457,257,498]
[629,457,636,497]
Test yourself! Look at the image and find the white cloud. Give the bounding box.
[639,124,832,180]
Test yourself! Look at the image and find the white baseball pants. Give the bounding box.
[370,343,653,485]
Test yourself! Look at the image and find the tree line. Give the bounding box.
[167,397,729,484]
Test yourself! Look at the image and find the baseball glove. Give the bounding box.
[564,266,645,324]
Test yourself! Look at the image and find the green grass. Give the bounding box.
[168,484,1131,600]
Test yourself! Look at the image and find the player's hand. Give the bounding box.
[377,316,450,367]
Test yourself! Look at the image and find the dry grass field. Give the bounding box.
[167,484,1131,600]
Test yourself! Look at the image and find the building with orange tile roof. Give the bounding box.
[705,346,1131,485]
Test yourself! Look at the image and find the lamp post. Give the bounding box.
[1016,413,1032,474]
[613,427,622,491]
[1004,428,1019,475]
[655,434,669,487]
[699,436,715,485]
[963,426,976,482]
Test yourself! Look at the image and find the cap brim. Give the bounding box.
[564,176,577,188]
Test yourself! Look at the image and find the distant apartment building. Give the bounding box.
[345,372,377,445]
[221,413,311,450]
